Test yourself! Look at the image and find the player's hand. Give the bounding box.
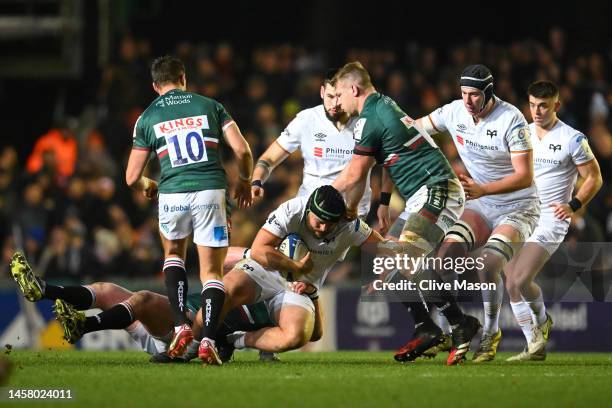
[251,184,264,200]
[234,180,253,209]
[549,202,573,220]
[296,252,313,276]
[143,178,158,201]
[290,281,316,296]
[377,204,390,236]
[459,174,485,200]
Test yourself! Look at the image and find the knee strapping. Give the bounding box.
[445,220,475,251]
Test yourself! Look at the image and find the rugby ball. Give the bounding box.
[278,234,309,261]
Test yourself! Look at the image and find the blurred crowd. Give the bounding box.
[1,27,611,282]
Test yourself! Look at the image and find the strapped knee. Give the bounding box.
[483,234,514,263]
[445,220,476,252]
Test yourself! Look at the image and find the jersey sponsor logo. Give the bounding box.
[314,147,323,157]
[517,128,527,140]
[535,157,561,166]
[213,225,228,241]
[549,144,562,152]
[354,118,367,141]
[383,153,400,167]
[314,147,353,159]
[154,115,209,136]
[400,115,415,128]
[314,133,327,142]
[456,135,465,145]
[163,92,193,106]
[465,139,499,151]
[486,129,497,138]
[266,214,282,228]
[457,123,467,132]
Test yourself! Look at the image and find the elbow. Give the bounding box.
[234,142,253,161]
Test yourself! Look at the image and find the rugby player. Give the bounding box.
[126,55,253,364]
[505,80,602,361]
[331,62,480,365]
[415,64,540,363]
[9,252,312,363]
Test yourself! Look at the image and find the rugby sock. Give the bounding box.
[228,331,246,349]
[163,257,189,326]
[510,301,534,343]
[436,309,453,335]
[524,289,547,326]
[482,277,504,335]
[44,284,95,310]
[83,302,134,333]
[200,280,226,341]
[402,301,432,328]
[432,290,465,326]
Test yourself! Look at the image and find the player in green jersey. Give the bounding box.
[332,62,480,364]
[126,55,253,364]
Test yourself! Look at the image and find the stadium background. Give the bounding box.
[0,0,611,352]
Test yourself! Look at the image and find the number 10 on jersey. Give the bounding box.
[165,130,209,167]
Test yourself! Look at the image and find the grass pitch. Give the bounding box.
[4,350,612,407]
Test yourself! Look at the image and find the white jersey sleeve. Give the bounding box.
[276,112,308,153]
[426,102,453,133]
[262,198,304,238]
[506,116,532,152]
[349,218,373,246]
[569,133,595,165]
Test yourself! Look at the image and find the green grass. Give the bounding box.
[4,351,612,407]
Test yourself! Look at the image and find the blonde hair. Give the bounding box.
[333,61,373,90]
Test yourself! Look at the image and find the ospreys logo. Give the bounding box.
[549,144,561,152]
[486,129,497,138]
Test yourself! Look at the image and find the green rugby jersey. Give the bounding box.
[353,93,456,199]
[132,88,233,193]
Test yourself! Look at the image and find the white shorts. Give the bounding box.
[526,208,570,255]
[127,323,171,355]
[401,178,465,235]
[158,189,228,247]
[236,259,315,315]
[465,198,540,242]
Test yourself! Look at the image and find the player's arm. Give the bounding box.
[222,122,254,208]
[460,150,534,200]
[377,167,394,235]
[550,158,603,219]
[416,110,446,136]
[125,148,157,200]
[250,229,312,277]
[251,142,291,198]
[332,154,376,218]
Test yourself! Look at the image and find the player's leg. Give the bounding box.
[189,189,230,363]
[435,209,490,365]
[224,246,249,273]
[229,291,315,353]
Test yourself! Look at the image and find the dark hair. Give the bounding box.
[528,80,559,99]
[324,68,339,85]
[306,185,346,223]
[151,55,185,86]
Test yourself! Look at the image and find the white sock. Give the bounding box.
[524,289,547,326]
[482,277,504,335]
[228,331,246,349]
[510,301,534,343]
[436,310,452,335]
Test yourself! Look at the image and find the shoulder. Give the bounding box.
[495,98,526,125]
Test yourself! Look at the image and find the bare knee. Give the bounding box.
[88,282,128,309]
[128,290,157,315]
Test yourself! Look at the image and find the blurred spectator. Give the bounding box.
[25,119,78,180]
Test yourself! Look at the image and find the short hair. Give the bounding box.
[333,61,373,90]
[527,80,559,99]
[151,55,185,86]
[324,68,339,86]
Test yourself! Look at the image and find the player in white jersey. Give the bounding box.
[416,64,540,363]
[250,69,374,218]
[505,80,602,361]
[218,185,382,353]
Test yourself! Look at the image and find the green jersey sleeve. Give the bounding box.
[353,117,381,156]
[216,101,234,130]
[132,115,151,151]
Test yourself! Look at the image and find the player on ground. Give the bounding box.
[126,55,253,364]
[9,251,313,363]
[416,64,540,363]
[251,69,378,219]
[505,80,602,361]
[331,62,480,365]
[218,185,382,353]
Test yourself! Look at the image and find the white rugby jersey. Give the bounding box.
[276,105,372,216]
[530,120,594,206]
[262,197,372,290]
[427,96,538,206]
